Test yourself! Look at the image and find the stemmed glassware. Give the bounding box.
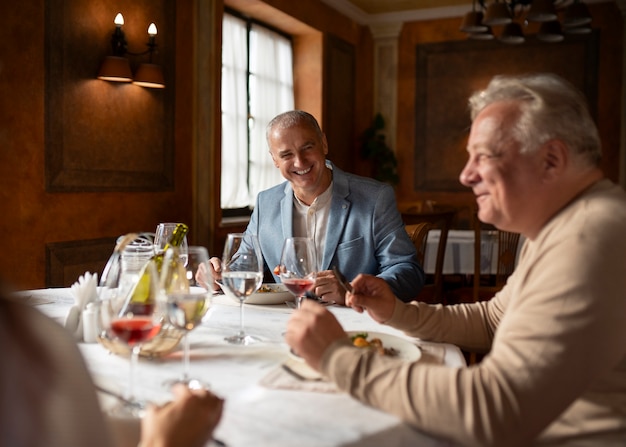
[279,237,317,308]
[162,246,213,389]
[98,258,163,416]
[221,233,263,345]
[155,222,189,266]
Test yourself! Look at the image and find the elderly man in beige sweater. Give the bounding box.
[285,73,626,446]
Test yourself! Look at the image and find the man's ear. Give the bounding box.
[322,134,329,156]
[269,150,279,168]
[542,139,568,179]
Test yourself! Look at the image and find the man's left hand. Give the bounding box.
[314,270,347,305]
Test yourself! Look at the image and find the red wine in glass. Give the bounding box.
[111,317,161,345]
[282,278,315,297]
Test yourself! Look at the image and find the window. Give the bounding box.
[221,12,294,211]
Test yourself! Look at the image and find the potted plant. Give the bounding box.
[360,113,399,186]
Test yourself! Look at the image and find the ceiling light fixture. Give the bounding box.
[460,0,592,44]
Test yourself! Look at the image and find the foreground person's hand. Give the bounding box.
[140,384,224,447]
[285,300,346,370]
[346,274,397,324]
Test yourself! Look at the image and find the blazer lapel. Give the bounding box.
[280,183,294,240]
[322,168,350,270]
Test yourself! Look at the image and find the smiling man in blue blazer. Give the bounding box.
[238,110,424,304]
[207,111,424,303]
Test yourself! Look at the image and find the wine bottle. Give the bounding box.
[122,223,189,315]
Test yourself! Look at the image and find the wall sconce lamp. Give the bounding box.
[460,0,592,44]
[97,13,165,88]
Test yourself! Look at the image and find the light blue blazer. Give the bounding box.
[245,162,424,302]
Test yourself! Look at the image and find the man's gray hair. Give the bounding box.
[468,73,601,166]
[266,110,324,143]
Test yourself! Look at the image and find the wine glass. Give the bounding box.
[221,233,263,345]
[98,260,163,416]
[162,246,213,389]
[279,237,317,308]
[155,222,189,266]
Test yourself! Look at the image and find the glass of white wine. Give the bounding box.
[162,246,213,388]
[221,233,263,345]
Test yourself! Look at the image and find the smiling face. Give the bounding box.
[459,101,545,234]
[268,122,331,205]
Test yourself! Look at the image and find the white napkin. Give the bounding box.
[65,272,99,341]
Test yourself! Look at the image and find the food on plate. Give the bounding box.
[350,332,398,357]
[257,284,276,293]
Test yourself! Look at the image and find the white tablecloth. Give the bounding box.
[25,287,465,447]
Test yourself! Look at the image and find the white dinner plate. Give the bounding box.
[346,331,422,362]
[218,282,294,305]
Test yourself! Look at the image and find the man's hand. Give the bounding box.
[285,300,347,370]
[140,384,224,447]
[346,274,397,324]
[195,257,222,291]
[313,270,347,305]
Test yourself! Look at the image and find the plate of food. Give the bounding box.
[218,282,294,305]
[346,331,422,361]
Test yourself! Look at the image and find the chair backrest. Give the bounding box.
[405,222,432,265]
[472,213,521,302]
[402,206,456,304]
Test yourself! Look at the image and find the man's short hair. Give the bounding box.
[469,73,601,166]
[266,110,324,143]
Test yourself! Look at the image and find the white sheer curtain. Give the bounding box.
[221,14,249,209]
[248,24,294,202]
[220,13,294,210]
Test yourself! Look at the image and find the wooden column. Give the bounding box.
[369,22,403,153]
[618,0,626,188]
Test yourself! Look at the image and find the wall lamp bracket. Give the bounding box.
[98,13,165,88]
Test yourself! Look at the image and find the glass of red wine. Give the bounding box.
[279,237,317,308]
[98,261,163,416]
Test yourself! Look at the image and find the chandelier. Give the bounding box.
[460,0,592,44]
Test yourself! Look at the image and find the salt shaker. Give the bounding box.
[82,303,98,343]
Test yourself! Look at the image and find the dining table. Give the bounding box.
[24,286,466,447]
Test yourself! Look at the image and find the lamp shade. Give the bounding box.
[563,2,592,28]
[563,24,592,34]
[526,0,557,22]
[483,2,512,26]
[537,20,564,42]
[98,56,132,82]
[499,22,525,44]
[133,63,165,88]
[460,11,488,33]
[468,27,495,40]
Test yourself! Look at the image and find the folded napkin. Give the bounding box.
[65,272,99,341]
[260,357,338,393]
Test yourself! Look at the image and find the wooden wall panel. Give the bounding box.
[414,34,599,192]
[0,0,194,290]
[46,237,117,287]
[45,0,176,192]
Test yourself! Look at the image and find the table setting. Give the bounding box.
[21,224,466,447]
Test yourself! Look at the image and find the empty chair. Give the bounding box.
[404,211,454,304]
[447,212,521,304]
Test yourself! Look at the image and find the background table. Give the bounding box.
[424,230,523,275]
[26,288,465,447]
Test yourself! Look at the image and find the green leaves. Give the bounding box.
[360,113,399,185]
